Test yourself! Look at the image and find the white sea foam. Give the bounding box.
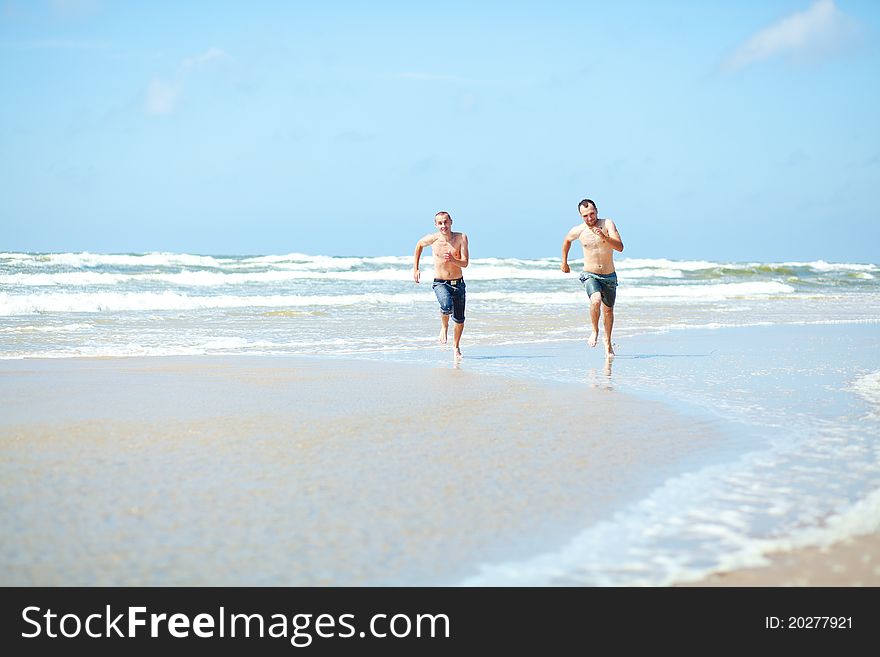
[636,321,774,332]
[0,272,132,286]
[616,258,879,274]
[199,336,290,351]
[469,292,581,304]
[0,322,94,333]
[235,253,428,269]
[781,260,879,272]
[617,258,721,271]
[459,457,880,587]
[243,255,364,270]
[0,270,803,295]
[851,371,880,419]
[144,268,413,284]
[463,267,568,280]
[0,291,431,315]
[4,252,228,269]
[0,266,571,286]
[617,268,683,279]
[0,253,40,262]
[787,318,880,326]
[0,280,803,315]
[472,257,558,267]
[623,281,794,300]
[4,252,876,273]
[0,344,210,359]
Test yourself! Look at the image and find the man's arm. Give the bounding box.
[601,219,624,253]
[413,233,436,283]
[561,225,582,273]
[443,233,469,268]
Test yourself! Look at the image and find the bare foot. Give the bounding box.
[439,328,448,345]
[454,347,462,359]
[587,331,598,348]
[604,340,615,357]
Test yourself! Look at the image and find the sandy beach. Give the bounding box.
[687,532,880,586]
[2,322,878,586]
[0,354,721,586]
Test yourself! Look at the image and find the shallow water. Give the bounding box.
[450,324,880,585]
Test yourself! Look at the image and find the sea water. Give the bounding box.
[2,251,877,359]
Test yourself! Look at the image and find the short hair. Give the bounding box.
[578,199,597,214]
[435,211,452,221]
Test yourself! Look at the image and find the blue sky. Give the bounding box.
[2,0,878,261]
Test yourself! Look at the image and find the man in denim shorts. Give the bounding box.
[413,211,470,359]
[561,199,624,356]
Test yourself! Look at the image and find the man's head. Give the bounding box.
[435,211,452,234]
[578,199,598,226]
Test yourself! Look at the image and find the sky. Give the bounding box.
[2,0,879,262]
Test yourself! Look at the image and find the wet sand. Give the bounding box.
[0,355,722,585]
[3,320,878,587]
[686,532,880,586]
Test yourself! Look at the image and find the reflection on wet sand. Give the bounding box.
[586,355,614,390]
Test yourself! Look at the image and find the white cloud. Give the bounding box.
[182,47,229,69]
[145,78,180,115]
[722,0,859,72]
[142,48,229,116]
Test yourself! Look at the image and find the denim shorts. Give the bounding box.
[432,278,466,323]
[579,271,618,308]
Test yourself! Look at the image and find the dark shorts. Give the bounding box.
[432,278,466,324]
[579,271,618,308]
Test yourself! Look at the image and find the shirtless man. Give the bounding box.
[561,199,624,356]
[413,211,470,358]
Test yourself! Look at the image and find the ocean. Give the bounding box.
[2,251,878,359]
[2,251,879,586]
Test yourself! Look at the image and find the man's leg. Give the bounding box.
[602,303,614,357]
[453,321,464,358]
[439,313,449,344]
[588,292,602,347]
[451,282,466,358]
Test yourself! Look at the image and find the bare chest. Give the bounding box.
[579,226,609,250]
[432,236,461,256]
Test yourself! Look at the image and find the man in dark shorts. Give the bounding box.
[413,211,470,359]
[561,199,624,356]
